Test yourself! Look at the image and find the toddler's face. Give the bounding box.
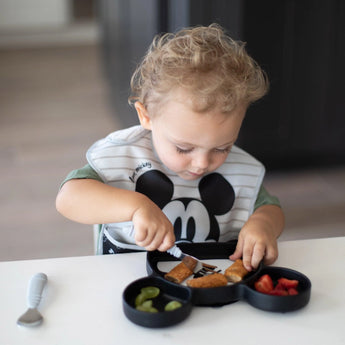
[136,93,246,181]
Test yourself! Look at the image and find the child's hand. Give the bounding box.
[229,225,278,271]
[229,205,284,271]
[132,199,175,252]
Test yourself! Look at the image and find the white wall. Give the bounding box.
[0,0,69,30]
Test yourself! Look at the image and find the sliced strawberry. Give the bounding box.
[269,288,288,296]
[288,288,299,295]
[254,274,274,294]
[274,282,285,291]
[255,275,300,296]
[278,277,299,289]
[279,278,299,288]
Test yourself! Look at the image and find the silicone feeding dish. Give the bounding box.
[122,276,192,328]
[123,241,311,328]
[242,266,312,312]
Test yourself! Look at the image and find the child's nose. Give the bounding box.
[192,153,210,170]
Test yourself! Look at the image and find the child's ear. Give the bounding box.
[135,102,152,130]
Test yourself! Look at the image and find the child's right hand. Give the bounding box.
[132,199,175,252]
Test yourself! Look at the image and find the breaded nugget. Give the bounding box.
[187,273,228,288]
[224,259,249,283]
[164,262,193,284]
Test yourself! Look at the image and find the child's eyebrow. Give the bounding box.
[168,135,192,146]
[173,138,235,148]
[217,141,235,147]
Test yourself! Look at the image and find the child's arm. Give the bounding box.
[229,204,285,271]
[56,179,175,251]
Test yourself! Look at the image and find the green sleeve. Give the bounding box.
[60,166,281,211]
[60,164,103,188]
[254,185,281,211]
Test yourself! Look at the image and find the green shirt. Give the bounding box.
[61,164,281,211]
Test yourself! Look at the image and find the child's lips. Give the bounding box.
[187,171,205,178]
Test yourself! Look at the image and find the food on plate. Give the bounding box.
[164,261,194,284]
[277,277,299,289]
[254,275,300,296]
[135,286,160,307]
[268,282,289,296]
[254,274,274,294]
[134,286,184,313]
[286,288,298,296]
[271,277,299,296]
[136,300,158,313]
[181,255,198,271]
[164,300,183,311]
[186,273,228,288]
[224,259,249,282]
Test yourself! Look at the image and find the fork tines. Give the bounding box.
[193,265,221,278]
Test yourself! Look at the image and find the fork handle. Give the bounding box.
[27,273,48,309]
[167,245,182,259]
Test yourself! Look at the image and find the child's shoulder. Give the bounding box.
[230,145,262,164]
[87,125,150,155]
[105,125,149,145]
[225,145,265,174]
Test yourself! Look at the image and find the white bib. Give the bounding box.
[87,126,265,252]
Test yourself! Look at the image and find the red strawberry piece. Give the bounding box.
[268,282,289,296]
[269,288,289,296]
[274,282,285,291]
[288,288,299,295]
[277,278,299,289]
[254,274,274,294]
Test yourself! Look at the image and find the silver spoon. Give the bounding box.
[17,272,48,327]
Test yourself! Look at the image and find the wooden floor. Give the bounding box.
[1,43,344,262]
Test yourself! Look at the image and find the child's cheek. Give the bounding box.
[168,153,189,172]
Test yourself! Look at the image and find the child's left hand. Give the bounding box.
[229,205,284,271]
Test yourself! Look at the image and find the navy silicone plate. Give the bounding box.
[147,241,262,306]
[242,266,312,312]
[123,241,311,328]
[122,276,192,328]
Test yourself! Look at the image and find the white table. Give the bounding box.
[1,237,344,345]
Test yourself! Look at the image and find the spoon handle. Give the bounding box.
[27,273,48,309]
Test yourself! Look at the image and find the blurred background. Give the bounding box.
[1,0,344,261]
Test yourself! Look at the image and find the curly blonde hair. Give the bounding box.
[129,24,269,115]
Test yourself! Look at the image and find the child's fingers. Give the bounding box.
[262,244,278,266]
[144,231,166,251]
[250,242,266,269]
[134,226,148,243]
[157,232,176,252]
[134,222,175,251]
[134,227,155,248]
[147,226,175,251]
[229,237,244,261]
[241,243,254,271]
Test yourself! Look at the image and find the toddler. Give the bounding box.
[56,24,284,271]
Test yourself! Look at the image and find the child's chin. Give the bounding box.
[178,171,204,180]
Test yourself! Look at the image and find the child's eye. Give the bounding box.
[214,146,231,154]
[176,146,193,154]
